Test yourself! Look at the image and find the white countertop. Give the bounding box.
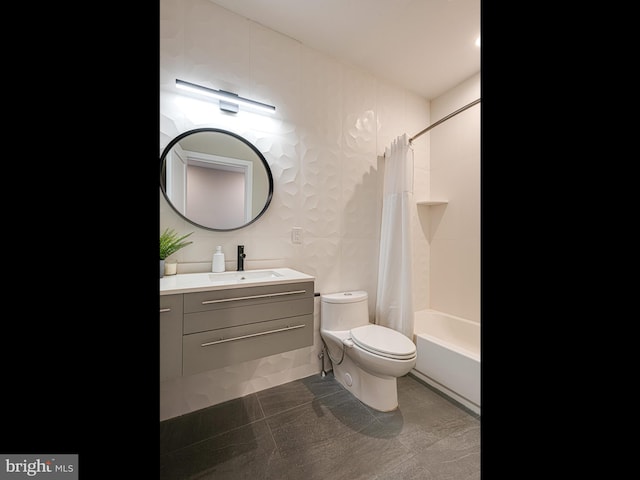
[160,267,315,295]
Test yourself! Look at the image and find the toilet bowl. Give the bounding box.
[320,291,417,411]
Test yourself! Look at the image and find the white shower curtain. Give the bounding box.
[375,134,414,339]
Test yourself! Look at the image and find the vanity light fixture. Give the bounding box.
[175,79,276,114]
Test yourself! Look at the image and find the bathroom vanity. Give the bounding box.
[160,268,315,381]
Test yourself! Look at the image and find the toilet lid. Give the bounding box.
[350,325,416,360]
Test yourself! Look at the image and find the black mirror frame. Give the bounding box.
[159,127,274,231]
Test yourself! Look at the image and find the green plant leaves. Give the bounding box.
[160,228,194,260]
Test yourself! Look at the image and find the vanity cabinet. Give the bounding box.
[160,280,314,379]
[160,294,183,382]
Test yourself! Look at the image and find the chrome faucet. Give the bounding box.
[237,245,246,271]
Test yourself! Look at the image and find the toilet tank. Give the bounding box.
[320,291,369,331]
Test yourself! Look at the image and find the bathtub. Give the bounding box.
[411,309,480,414]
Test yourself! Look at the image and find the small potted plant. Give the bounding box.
[160,228,194,277]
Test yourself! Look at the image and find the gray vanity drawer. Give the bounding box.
[161,279,315,378]
[182,314,313,375]
[184,297,313,334]
[183,281,314,313]
[160,294,183,382]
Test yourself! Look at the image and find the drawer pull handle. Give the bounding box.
[201,289,306,305]
[201,324,306,347]
[160,308,171,313]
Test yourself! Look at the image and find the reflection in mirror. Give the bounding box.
[160,128,273,231]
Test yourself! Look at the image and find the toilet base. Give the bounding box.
[333,354,398,412]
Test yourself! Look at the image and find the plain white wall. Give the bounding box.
[419,73,481,323]
[159,0,478,419]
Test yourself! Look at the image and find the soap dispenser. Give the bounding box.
[212,246,225,273]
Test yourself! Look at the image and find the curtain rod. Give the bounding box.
[409,97,481,144]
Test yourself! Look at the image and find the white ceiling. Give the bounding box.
[208,0,480,101]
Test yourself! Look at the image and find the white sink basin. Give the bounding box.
[160,267,315,294]
[209,270,283,282]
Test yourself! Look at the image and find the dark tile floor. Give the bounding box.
[160,372,480,480]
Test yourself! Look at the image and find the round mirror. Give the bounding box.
[160,128,274,231]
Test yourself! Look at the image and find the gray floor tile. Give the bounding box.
[374,454,438,480]
[159,419,277,480]
[419,424,481,479]
[256,373,344,417]
[376,422,480,480]
[266,388,377,458]
[159,372,481,480]
[366,377,479,454]
[274,425,416,480]
[404,375,481,420]
[160,394,264,455]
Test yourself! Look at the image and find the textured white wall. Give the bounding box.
[159,0,439,420]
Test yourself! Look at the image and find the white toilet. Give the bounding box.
[320,291,417,411]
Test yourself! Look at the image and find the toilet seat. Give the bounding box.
[350,325,416,360]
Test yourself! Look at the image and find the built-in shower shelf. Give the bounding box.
[417,200,448,206]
